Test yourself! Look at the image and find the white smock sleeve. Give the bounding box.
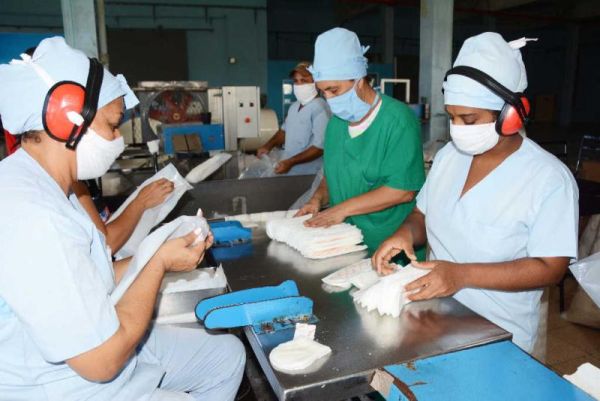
[527,173,579,259]
[0,210,119,363]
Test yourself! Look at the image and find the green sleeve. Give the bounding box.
[381,107,425,191]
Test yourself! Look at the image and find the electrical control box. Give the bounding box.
[222,86,261,150]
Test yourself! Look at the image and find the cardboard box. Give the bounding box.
[580,160,600,183]
[172,134,203,153]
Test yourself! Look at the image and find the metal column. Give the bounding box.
[418,0,454,142]
[60,0,99,58]
[559,24,579,127]
[382,5,395,65]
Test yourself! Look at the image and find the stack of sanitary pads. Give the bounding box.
[266,215,367,259]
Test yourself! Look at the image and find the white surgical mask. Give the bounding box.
[293,83,317,105]
[449,122,499,155]
[76,128,125,179]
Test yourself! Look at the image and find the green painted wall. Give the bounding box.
[0,0,267,92]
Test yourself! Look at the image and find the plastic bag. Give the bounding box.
[112,164,193,259]
[238,148,283,179]
[569,251,600,308]
[289,167,323,210]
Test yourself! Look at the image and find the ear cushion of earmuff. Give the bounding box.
[496,97,531,136]
[42,81,86,142]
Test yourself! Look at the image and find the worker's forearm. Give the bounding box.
[338,186,415,218]
[310,176,329,206]
[287,146,323,166]
[395,208,427,247]
[105,197,145,253]
[460,257,569,292]
[114,256,164,351]
[113,257,132,285]
[263,130,285,150]
[67,256,165,382]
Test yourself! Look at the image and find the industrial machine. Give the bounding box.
[122,81,276,155]
[103,81,279,196]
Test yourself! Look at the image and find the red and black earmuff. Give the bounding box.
[42,58,104,149]
[443,65,531,135]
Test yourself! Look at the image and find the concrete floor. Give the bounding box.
[545,278,600,376]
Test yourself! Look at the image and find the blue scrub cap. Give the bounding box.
[0,36,138,135]
[443,32,536,110]
[308,27,369,82]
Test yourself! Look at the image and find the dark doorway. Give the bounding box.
[107,29,188,85]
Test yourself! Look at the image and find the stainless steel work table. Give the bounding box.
[216,230,511,401]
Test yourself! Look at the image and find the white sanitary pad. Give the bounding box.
[160,266,226,294]
[269,338,332,373]
[564,363,600,399]
[185,152,232,184]
[322,258,378,289]
[226,210,298,228]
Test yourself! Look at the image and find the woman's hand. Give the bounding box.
[405,260,465,301]
[294,197,321,217]
[154,231,208,273]
[371,228,417,274]
[304,205,348,228]
[274,159,294,174]
[256,146,270,158]
[136,178,174,209]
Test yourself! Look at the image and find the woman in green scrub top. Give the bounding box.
[296,27,425,259]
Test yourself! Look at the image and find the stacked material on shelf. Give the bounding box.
[225,210,297,228]
[265,215,367,259]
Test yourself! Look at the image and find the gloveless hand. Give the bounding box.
[274,159,293,174]
[304,204,348,228]
[404,260,465,301]
[136,178,174,209]
[155,231,209,273]
[294,198,321,217]
[256,146,270,158]
[371,229,417,275]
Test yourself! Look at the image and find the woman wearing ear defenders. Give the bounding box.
[1,44,177,256]
[296,28,426,259]
[0,37,244,401]
[372,32,578,353]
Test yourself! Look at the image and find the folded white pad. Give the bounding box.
[269,338,332,373]
[185,152,232,184]
[321,258,377,290]
[265,215,367,259]
[564,362,600,399]
[352,264,429,318]
[160,266,227,294]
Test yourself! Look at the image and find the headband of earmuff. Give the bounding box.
[443,65,531,135]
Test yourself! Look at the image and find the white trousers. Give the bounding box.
[140,325,245,401]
